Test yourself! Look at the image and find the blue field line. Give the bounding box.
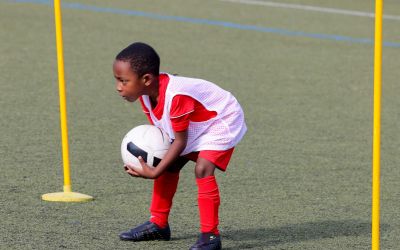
[7,0,400,48]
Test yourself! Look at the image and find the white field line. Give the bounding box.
[221,0,400,21]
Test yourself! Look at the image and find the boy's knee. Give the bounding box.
[195,158,216,178]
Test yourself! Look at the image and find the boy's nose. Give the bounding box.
[115,82,123,91]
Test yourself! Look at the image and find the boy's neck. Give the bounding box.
[148,75,160,105]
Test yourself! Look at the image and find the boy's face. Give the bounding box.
[113,60,145,102]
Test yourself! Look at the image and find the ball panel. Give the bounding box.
[126,142,148,162]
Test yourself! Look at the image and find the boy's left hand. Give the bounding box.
[129,156,158,179]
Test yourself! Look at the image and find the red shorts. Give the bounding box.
[183,147,235,171]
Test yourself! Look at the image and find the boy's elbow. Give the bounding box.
[175,138,187,151]
[172,130,188,152]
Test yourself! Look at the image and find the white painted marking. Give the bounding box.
[221,0,400,21]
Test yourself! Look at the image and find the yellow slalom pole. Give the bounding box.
[42,0,93,202]
[54,0,71,194]
[372,0,383,249]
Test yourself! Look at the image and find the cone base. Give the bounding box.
[42,192,93,202]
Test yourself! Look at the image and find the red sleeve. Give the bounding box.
[170,95,195,132]
[139,97,154,125]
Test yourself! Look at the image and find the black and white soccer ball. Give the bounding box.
[121,125,171,170]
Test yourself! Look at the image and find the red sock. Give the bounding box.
[149,171,180,228]
[196,175,220,235]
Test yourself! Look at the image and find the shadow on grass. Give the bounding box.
[222,220,389,249]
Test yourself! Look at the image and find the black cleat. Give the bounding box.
[119,221,171,241]
[190,233,221,250]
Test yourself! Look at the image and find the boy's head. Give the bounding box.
[116,42,160,77]
[113,42,160,102]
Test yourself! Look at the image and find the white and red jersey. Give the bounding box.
[139,73,247,155]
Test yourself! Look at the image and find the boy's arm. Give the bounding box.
[128,130,188,179]
[127,95,193,179]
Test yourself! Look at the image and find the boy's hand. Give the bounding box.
[125,156,158,179]
[124,165,140,177]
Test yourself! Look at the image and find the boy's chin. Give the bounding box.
[123,96,136,102]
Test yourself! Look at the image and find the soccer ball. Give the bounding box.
[121,125,171,170]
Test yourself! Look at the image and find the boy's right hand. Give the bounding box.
[124,165,140,177]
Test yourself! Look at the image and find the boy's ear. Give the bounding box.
[142,73,154,86]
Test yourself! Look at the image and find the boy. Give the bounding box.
[113,42,246,250]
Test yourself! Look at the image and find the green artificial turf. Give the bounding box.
[1,0,400,249]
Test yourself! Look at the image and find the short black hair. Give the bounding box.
[115,42,160,77]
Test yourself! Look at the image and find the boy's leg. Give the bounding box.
[191,157,222,250]
[149,157,189,228]
[119,157,189,241]
[195,157,220,235]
